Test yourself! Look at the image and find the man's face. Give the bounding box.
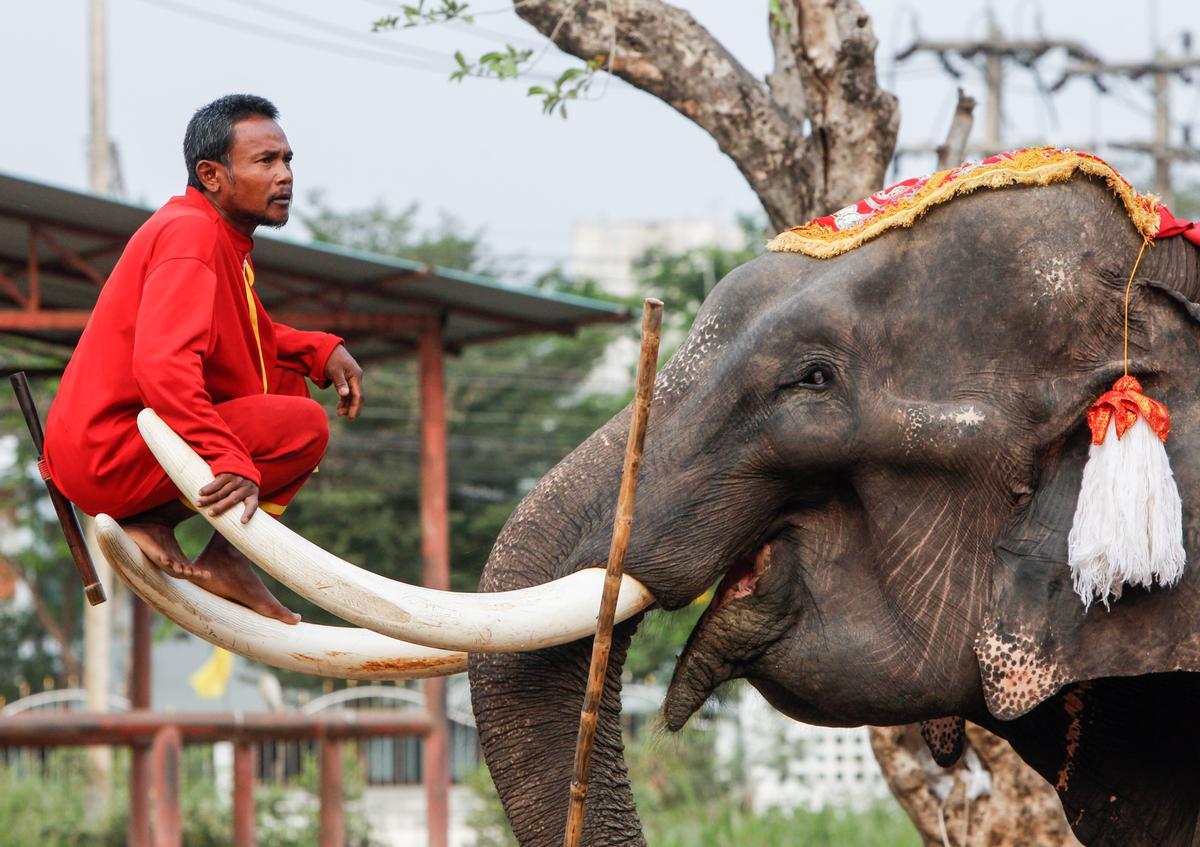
[203,116,294,231]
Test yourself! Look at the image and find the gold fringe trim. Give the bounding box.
[767,147,1162,259]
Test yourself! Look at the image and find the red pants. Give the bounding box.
[54,393,329,520]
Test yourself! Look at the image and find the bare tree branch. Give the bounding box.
[514,0,898,230]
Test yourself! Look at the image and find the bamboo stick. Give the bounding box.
[563,298,663,847]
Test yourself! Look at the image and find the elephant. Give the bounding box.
[468,174,1200,847]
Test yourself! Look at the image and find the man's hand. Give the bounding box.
[197,474,260,523]
[325,344,364,421]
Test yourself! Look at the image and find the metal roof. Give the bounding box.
[0,172,630,370]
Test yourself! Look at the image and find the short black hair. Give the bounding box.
[183,94,280,191]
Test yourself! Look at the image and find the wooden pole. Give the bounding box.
[8,372,106,603]
[563,298,662,847]
[935,88,976,170]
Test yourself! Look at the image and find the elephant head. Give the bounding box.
[468,176,1200,847]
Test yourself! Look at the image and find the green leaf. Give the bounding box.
[371,15,400,32]
[769,0,791,34]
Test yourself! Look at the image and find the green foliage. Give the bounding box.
[0,745,380,847]
[372,0,474,30]
[528,58,605,118]
[0,377,83,698]
[642,798,922,847]
[464,764,518,847]
[624,604,705,683]
[768,0,792,35]
[365,1,603,118]
[1174,183,1200,221]
[466,728,920,847]
[631,214,766,343]
[301,193,487,271]
[451,46,535,83]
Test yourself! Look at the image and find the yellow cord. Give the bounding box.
[1122,237,1152,376]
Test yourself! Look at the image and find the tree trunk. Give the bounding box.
[513,0,898,232]
[870,723,1082,847]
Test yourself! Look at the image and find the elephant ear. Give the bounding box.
[976,413,1200,846]
[977,421,1200,721]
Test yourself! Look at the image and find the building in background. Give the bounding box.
[719,691,890,812]
[568,218,745,297]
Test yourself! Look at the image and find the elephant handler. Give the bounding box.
[43,94,364,625]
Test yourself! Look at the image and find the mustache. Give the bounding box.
[268,191,293,203]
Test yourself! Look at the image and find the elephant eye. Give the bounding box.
[779,364,832,392]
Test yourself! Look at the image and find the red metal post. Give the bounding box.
[149,725,183,847]
[26,224,39,311]
[418,317,451,847]
[319,739,345,847]
[129,595,153,847]
[233,741,257,847]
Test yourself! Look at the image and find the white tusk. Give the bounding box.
[137,409,657,653]
[93,514,468,679]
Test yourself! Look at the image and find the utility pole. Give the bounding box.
[84,0,114,826]
[982,13,1004,153]
[893,10,1101,165]
[89,0,111,195]
[1053,46,1200,208]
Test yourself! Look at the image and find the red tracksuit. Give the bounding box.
[44,188,344,519]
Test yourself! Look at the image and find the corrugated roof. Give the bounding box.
[0,172,630,369]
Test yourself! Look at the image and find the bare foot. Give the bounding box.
[121,519,212,580]
[191,532,301,625]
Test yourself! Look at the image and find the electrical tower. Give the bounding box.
[894,10,1100,158]
[1053,35,1200,207]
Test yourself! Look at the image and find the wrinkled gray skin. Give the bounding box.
[469,179,1200,847]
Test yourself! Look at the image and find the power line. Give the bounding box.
[1055,50,1200,204]
[894,9,1101,154]
[228,0,458,63]
[136,0,453,74]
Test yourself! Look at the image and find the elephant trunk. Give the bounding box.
[469,412,647,846]
[469,626,644,846]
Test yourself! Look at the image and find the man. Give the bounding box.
[44,94,363,624]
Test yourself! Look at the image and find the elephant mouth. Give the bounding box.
[661,541,775,730]
[713,543,773,606]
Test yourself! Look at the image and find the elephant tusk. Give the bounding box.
[136,409,657,653]
[93,514,468,679]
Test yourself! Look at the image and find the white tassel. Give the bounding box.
[1068,416,1186,609]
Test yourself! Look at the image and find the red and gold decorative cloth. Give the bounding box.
[767,147,1200,258]
[1086,375,1171,445]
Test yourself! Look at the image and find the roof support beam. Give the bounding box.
[0,270,29,309]
[0,310,92,330]
[0,311,439,334]
[271,311,432,333]
[36,227,108,287]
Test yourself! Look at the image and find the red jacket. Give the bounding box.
[45,188,343,513]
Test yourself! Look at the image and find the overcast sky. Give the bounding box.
[4,0,1198,285]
